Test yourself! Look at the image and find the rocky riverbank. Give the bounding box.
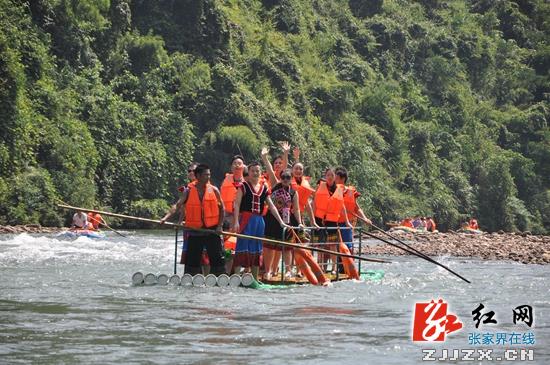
[0,225,64,234]
[363,231,550,265]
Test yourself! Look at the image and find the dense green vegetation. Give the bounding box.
[0,0,548,232]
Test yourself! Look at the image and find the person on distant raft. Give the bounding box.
[311,167,351,273]
[178,164,226,275]
[87,210,106,230]
[412,216,422,229]
[334,166,371,255]
[426,217,437,232]
[469,218,479,230]
[418,217,427,231]
[233,161,288,280]
[160,162,199,266]
[290,147,317,227]
[71,210,89,230]
[400,217,414,228]
[220,155,246,273]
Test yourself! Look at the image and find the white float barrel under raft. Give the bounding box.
[157,274,168,285]
[192,274,205,287]
[168,274,181,285]
[143,273,157,285]
[241,273,254,287]
[205,274,217,287]
[132,272,144,285]
[181,273,193,286]
[216,274,230,287]
[229,274,242,287]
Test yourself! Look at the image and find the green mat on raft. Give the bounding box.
[246,280,290,289]
[246,270,385,289]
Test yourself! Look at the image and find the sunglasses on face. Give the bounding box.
[187,169,194,173]
[281,175,292,180]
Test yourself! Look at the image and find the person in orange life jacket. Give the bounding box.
[160,162,198,225]
[220,155,246,222]
[87,211,106,230]
[334,166,371,254]
[160,162,207,268]
[289,146,317,227]
[220,155,246,273]
[232,162,289,280]
[400,217,414,228]
[426,217,437,232]
[469,218,479,230]
[176,164,225,275]
[311,167,351,273]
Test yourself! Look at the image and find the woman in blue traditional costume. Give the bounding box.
[232,161,288,280]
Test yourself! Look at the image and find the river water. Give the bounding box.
[0,231,548,364]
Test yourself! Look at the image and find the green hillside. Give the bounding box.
[1,0,549,232]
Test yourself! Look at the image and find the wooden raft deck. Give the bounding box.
[261,273,350,285]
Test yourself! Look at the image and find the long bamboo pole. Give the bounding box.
[353,214,470,283]
[57,204,391,264]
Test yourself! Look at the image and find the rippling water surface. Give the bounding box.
[1,231,548,364]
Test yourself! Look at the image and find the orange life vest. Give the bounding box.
[224,236,237,251]
[220,173,241,214]
[428,218,437,232]
[400,218,414,228]
[337,230,359,280]
[469,219,479,230]
[291,176,315,212]
[338,186,358,223]
[87,213,102,230]
[185,183,220,229]
[260,173,272,191]
[314,182,345,222]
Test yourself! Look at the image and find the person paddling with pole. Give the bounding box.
[87,209,106,230]
[176,164,226,276]
[160,162,198,266]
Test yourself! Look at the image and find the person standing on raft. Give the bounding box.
[220,155,246,273]
[160,162,198,265]
[160,162,198,225]
[334,166,371,254]
[311,167,351,273]
[232,161,289,280]
[178,164,226,276]
[220,155,246,225]
[262,141,290,189]
[290,147,317,227]
[262,167,303,280]
[261,147,300,279]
